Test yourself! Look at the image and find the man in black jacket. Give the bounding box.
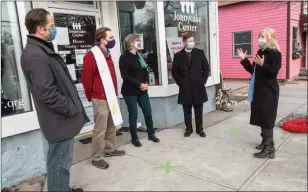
[21,8,89,192]
[172,32,210,138]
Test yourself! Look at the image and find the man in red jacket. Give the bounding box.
[82,27,125,169]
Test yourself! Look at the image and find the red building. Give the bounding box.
[218,1,307,79]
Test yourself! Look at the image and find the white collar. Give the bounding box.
[185,48,192,52]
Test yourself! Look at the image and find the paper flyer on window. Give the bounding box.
[67,64,77,81]
[75,83,92,108]
[137,33,144,50]
[75,49,87,66]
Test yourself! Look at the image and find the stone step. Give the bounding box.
[298,75,308,80]
[299,68,308,76]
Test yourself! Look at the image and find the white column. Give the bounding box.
[156,2,168,87]
[208,2,220,85]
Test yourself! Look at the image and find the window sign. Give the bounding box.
[173,2,202,33]
[53,13,96,126]
[75,49,87,66]
[136,33,144,50]
[166,37,184,61]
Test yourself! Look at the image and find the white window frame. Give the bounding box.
[232,30,252,58]
[108,1,220,98]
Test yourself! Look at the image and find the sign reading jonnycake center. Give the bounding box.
[173,1,202,32]
[166,1,202,63]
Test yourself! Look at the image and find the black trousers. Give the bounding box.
[183,104,203,132]
[261,127,274,140]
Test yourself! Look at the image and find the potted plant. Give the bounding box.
[292,43,305,60]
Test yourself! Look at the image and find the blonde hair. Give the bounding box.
[260,28,280,51]
[123,34,138,51]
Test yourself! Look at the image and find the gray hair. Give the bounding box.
[123,34,139,51]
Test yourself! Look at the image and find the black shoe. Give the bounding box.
[92,159,109,169]
[256,139,265,150]
[116,130,123,136]
[72,188,84,192]
[256,133,265,150]
[148,135,160,143]
[254,140,275,159]
[132,140,142,147]
[184,130,193,137]
[196,130,206,137]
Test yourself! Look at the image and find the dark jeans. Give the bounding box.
[124,93,155,141]
[47,138,74,191]
[183,104,203,132]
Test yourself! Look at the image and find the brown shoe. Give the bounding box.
[104,149,125,157]
[92,159,109,169]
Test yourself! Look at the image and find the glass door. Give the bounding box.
[49,8,100,134]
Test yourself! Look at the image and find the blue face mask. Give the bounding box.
[186,42,195,50]
[48,27,57,41]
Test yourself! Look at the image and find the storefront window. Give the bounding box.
[117,1,162,86]
[53,12,97,126]
[1,2,32,117]
[164,1,210,84]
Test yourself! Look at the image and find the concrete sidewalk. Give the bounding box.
[46,82,307,191]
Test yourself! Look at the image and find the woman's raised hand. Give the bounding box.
[236,48,247,60]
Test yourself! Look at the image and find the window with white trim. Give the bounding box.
[232,31,252,58]
[117,1,162,86]
[163,1,210,84]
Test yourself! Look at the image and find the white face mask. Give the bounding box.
[134,41,142,50]
[258,38,267,49]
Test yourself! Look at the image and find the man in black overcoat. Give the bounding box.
[172,32,210,137]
